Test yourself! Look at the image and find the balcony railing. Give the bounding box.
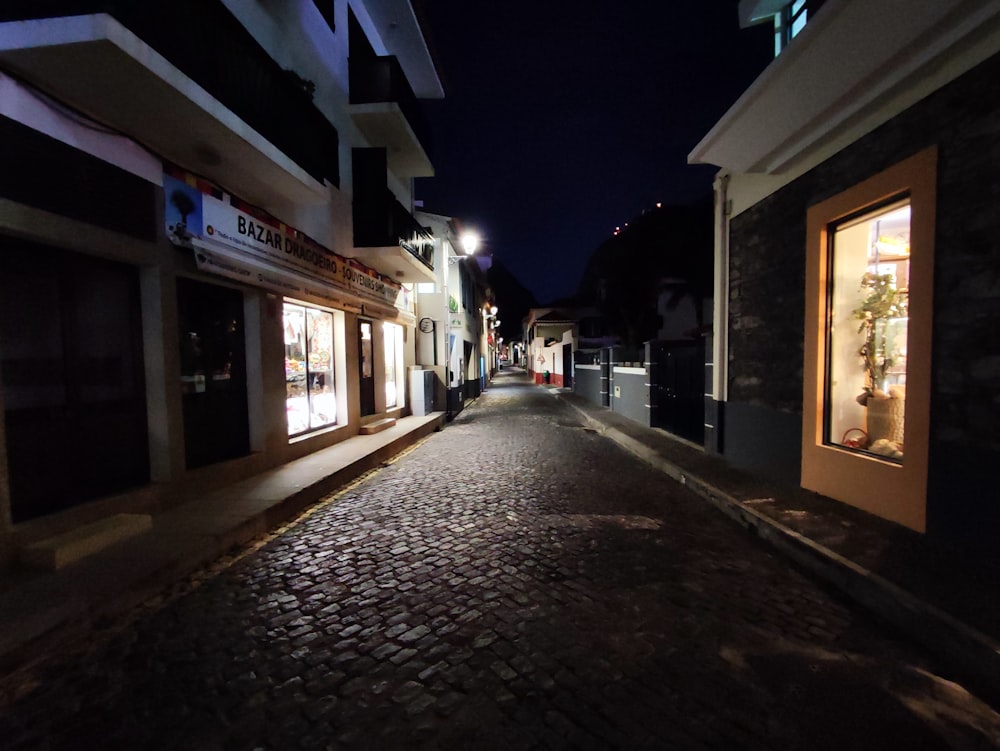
[0,0,340,187]
[354,186,432,267]
[349,53,432,162]
[391,196,434,268]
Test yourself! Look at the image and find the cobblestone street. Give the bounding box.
[2,371,999,750]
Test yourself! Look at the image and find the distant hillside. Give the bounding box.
[577,198,713,346]
[487,260,537,343]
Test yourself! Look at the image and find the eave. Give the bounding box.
[0,14,328,208]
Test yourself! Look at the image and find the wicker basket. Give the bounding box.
[867,397,905,444]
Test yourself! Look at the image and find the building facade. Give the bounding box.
[413,211,492,418]
[0,1,442,566]
[690,0,1000,551]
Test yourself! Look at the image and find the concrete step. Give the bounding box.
[20,513,153,571]
[360,417,397,435]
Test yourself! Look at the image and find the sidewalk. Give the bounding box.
[536,378,1000,705]
[0,413,444,671]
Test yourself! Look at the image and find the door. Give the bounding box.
[358,320,376,417]
[562,343,573,389]
[177,278,250,469]
[0,241,150,522]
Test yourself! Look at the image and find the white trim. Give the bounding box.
[712,173,730,403]
[0,69,161,184]
[613,366,646,375]
[690,0,1000,177]
[0,15,327,203]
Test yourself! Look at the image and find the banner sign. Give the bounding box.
[164,166,413,314]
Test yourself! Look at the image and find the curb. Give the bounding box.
[557,392,1000,707]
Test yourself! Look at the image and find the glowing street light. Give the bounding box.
[459,231,480,256]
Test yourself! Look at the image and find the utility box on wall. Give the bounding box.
[410,368,435,416]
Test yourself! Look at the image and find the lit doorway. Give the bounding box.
[358,320,376,417]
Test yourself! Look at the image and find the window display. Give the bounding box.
[384,321,404,408]
[826,201,910,462]
[284,302,336,436]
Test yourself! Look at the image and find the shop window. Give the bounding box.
[383,321,404,409]
[826,201,910,461]
[284,302,336,436]
[802,147,936,532]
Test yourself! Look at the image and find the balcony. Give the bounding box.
[349,54,433,178]
[0,0,339,207]
[351,147,435,283]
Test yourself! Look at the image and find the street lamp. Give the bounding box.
[459,231,480,257]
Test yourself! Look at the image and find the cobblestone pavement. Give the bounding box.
[2,372,1000,750]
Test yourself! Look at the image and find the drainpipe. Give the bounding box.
[710,172,731,452]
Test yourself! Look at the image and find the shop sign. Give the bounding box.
[164,167,413,314]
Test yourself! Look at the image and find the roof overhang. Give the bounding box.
[357,0,444,100]
[0,14,328,208]
[690,0,1000,176]
[738,0,787,28]
[349,102,434,178]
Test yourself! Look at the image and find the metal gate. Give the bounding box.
[651,340,705,444]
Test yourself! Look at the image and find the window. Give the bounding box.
[802,147,936,533]
[284,302,336,436]
[383,321,404,408]
[826,201,910,461]
[774,0,810,56]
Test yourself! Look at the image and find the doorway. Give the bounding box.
[0,242,150,522]
[358,320,376,416]
[562,343,573,389]
[177,278,250,469]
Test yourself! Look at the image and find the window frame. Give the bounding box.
[283,300,338,438]
[801,147,937,533]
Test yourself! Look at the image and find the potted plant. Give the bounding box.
[853,272,907,402]
[853,272,907,446]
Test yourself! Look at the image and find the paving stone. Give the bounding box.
[1,373,998,749]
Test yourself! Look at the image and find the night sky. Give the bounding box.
[414,2,774,305]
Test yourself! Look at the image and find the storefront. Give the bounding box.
[163,166,415,454]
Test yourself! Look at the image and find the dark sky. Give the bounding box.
[414,2,774,305]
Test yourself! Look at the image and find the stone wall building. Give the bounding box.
[690,0,1000,553]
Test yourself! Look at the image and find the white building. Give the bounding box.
[0,1,443,564]
[413,211,492,417]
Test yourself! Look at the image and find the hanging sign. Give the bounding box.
[163,166,413,314]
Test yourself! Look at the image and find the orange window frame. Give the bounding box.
[801,147,937,532]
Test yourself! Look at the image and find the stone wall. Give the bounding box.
[727,50,1000,546]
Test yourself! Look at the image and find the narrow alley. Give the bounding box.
[2,370,998,750]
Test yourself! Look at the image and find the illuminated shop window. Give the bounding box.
[826,200,910,462]
[383,321,404,408]
[284,302,336,436]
